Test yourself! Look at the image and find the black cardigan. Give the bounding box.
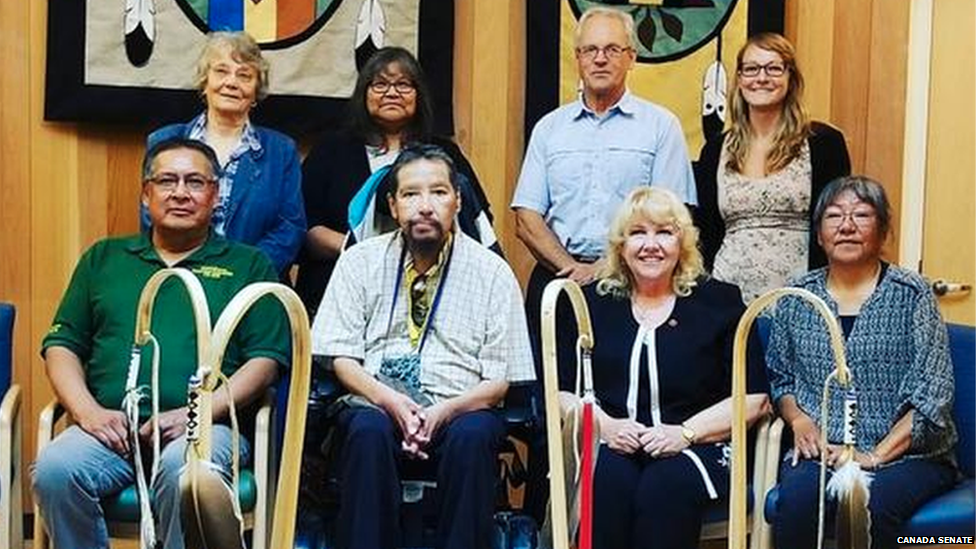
[693,121,851,272]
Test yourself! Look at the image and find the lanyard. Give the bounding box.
[385,235,454,354]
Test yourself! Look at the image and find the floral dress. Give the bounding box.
[712,141,812,302]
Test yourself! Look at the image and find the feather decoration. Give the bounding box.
[701,59,728,139]
[123,0,156,67]
[354,0,386,71]
[828,458,873,549]
[701,60,727,120]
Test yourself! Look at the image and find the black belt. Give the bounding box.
[571,254,599,264]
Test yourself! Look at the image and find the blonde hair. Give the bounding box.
[575,7,636,49]
[725,33,810,174]
[597,187,704,298]
[195,31,270,102]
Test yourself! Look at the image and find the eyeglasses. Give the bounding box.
[822,209,876,229]
[369,80,416,95]
[738,62,788,78]
[576,44,632,61]
[147,173,216,193]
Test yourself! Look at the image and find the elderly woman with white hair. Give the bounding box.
[142,31,305,276]
[555,187,770,549]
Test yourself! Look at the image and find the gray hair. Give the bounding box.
[575,7,637,50]
[194,31,270,102]
[813,175,892,239]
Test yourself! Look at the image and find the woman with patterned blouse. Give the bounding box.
[766,176,958,549]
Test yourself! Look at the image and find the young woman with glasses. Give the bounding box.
[694,33,852,302]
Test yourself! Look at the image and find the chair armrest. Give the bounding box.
[1,385,23,549]
[748,414,772,549]
[36,399,65,455]
[752,417,785,549]
[501,381,540,430]
[252,391,274,549]
[309,355,346,405]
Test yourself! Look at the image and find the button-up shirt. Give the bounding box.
[512,91,696,259]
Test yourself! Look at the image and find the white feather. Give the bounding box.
[701,60,728,120]
[124,0,156,40]
[355,0,386,50]
[826,460,873,500]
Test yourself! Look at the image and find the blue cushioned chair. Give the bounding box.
[762,323,976,547]
[0,303,23,549]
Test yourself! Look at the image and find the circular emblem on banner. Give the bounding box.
[568,0,739,63]
[174,0,345,49]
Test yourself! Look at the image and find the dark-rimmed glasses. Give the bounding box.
[369,80,416,95]
[738,62,788,78]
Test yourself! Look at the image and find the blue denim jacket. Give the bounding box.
[142,119,306,274]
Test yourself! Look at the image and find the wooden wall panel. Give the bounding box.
[0,0,34,508]
[863,0,910,249]
[785,0,837,122]
[788,0,910,262]
[454,0,530,285]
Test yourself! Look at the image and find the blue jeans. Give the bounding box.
[32,424,249,549]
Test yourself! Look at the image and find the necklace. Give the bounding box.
[631,294,676,328]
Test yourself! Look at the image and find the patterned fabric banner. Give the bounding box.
[46,0,455,136]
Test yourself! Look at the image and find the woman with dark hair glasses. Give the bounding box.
[296,47,494,318]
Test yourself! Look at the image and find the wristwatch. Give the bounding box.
[680,423,697,445]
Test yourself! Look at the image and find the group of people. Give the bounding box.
[30,5,958,549]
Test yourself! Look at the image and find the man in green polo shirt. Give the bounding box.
[33,137,290,549]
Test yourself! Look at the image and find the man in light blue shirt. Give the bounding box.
[512,8,696,284]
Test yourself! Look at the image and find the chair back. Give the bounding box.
[947,323,975,477]
[0,303,14,394]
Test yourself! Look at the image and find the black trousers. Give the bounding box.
[772,456,957,549]
[335,406,504,549]
[594,444,731,549]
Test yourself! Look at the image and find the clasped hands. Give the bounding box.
[78,405,189,457]
[601,416,689,458]
[385,392,452,460]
